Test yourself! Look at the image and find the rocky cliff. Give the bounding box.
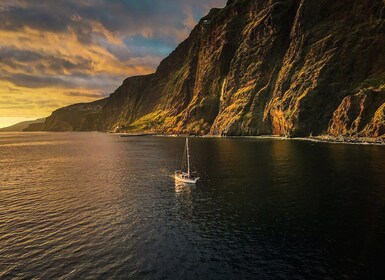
[41,98,107,131]
[38,0,385,138]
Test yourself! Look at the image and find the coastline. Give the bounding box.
[248,135,385,146]
[4,131,383,146]
[215,135,385,146]
[116,132,385,146]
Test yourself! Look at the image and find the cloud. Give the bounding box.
[0,72,124,92]
[0,48,93,75]
[64,91,108,99]
[0,0,227,127]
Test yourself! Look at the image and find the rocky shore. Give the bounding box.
[117,132,385,146]
[308,135,385,145]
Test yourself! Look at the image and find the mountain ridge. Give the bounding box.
[0,118,46,132]
[31,0,385,138]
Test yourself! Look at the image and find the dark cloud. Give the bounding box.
[0,48,43,62]
[64,91,108,98]
[1,72,124,93]
[0,5,69,33]
[0,0,226,43]
[0,48,93,75]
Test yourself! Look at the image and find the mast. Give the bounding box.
[186,138,190,176]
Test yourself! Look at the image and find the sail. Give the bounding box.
[175,137,199,184]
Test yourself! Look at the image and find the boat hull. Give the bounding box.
[175,176,199,184]
[174,171,199,184]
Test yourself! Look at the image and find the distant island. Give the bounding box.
[17,0,385,140]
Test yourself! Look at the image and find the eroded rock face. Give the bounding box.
[328,89,385,138]
[36,0,385,137]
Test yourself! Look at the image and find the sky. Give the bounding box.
[0,0,227,128]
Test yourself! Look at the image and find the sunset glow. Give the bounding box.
[0,0,226,128]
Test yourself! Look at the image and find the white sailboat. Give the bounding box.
[175,138,200,184]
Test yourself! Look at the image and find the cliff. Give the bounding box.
[34,0,385,138]
[42,98,107,131]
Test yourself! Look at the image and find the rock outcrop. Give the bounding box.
[328,88,385,138]
[33,0,385,137]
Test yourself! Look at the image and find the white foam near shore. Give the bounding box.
[113,132,385,146]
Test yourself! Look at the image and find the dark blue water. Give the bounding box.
[1,132,385,279]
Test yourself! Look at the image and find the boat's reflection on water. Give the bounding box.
[174,180,196,215]
[174,180,195,195]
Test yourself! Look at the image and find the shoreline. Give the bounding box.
[117,132,385,146]
[3,131,383,146]
[223,135,385,146]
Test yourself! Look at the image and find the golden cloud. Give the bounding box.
[0,25,154,125]
[0,0,227,128]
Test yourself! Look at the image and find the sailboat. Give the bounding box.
[175,138,200,184]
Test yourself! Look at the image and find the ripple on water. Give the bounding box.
[1,133,385,279]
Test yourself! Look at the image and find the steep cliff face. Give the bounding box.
[38,0,385,137]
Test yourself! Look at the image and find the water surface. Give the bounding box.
[1,132,385,279]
